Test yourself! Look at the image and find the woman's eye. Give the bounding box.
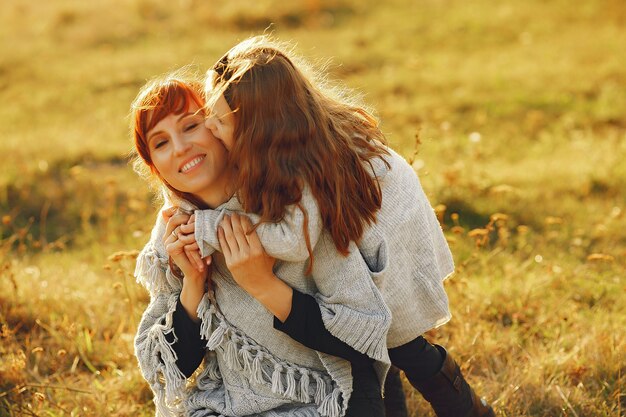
[154,140,167,149]
[184,123,199,132]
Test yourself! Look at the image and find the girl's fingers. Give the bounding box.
[177,233,197,245]
[218,226,232,259]
[230,213,250,251]
[219,215,240,253]
[241,216,263,249]
[185,242,200,251]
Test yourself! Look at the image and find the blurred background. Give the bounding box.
[1,0,624,415]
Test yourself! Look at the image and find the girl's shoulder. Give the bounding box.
[367,145,411,180]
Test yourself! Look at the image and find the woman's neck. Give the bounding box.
[196,168,237,209]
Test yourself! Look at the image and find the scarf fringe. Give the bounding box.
[197,296,215,339]
[196,351,221,390]
[143,293,188,417]
[317,388,343,417]
[135,246,182,296]
[271,363,284,394]
[198,298,344,417]
[299,369,311,403]
[251,352,265,384]
[285,367,298,400]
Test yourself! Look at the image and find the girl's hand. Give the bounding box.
[218,213,276,292]
[218,213,292,321]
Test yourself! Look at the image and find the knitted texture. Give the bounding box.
[134,146,453,416]
[134,212,360,417]
[194,147,454,349]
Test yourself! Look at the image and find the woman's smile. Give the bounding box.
[179,154,206,173]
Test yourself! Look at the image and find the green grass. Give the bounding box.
[1,0,625,415]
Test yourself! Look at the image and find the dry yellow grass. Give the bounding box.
[1,0,625,416]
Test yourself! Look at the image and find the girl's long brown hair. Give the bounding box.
[207,36,389,265]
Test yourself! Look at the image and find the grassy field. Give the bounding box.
[1,0,624,415]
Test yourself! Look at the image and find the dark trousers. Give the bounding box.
[389,336,443,382]
[345,336,443,417]
[344,357,385,417]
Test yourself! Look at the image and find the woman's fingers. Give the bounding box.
[167,238,206,280]
[217,214,277,296]
[180,218,195,234]
[166,239,192,268]
[163,211,191,243]
[184,242,204,271]
[162,206,177,221]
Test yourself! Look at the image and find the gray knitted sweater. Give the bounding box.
[194,147,454,347]
[134,146,453,417]
[134,204,391,416]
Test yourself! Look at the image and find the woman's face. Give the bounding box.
[205,94,236,151]
[147,103,230,203]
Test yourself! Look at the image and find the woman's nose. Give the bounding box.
[172,135,192,156]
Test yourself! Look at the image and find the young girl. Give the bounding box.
[186,36,495,417]
[131,73,393,417]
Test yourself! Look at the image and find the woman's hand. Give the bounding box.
[162,208,204,279]
[162,208,205,273]
[162,207,211,322]
[218,213,293,321]
[179,214,206,272]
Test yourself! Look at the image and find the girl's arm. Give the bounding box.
[217,213,292,321]
[217,215,385,415]
[194,186,322,262]
[219,214,392,364]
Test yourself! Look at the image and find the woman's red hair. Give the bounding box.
[130,71,209,209]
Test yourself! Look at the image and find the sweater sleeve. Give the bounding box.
[194,186,322,262]
[273,289,370,364]
[166,298,206,378]
[309,234,392,364]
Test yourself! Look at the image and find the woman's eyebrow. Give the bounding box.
[147,112,197,143]
[147,129,164,144]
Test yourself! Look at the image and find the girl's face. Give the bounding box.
[147,103,230,204]
[205,94,236,151]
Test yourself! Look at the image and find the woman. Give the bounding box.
[131,73,392,417]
